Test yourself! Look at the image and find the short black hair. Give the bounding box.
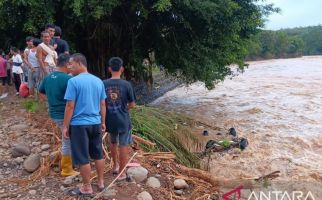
[108,57,123,71]
[54,26,62,37]
[41,30,50,37]
[57,54,70,67]
[26,36,33,42]
[71,53,87,67]
[45,23,55,30]
[10,47,19,53]
[32,38,42,47]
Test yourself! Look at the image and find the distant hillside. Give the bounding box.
[247,25,322,60]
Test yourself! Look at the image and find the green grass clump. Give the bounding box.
[131,106,201,168]
[23,99,39,112]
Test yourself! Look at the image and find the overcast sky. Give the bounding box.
[264,0,322,30]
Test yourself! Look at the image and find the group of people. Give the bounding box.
[2,23,136,197]
[40,53,135,197]
[0,23,69,98]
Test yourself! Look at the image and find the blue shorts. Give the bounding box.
[69,124,103,165]
[109,130,133,146]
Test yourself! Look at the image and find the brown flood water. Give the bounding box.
[152,56,322,196]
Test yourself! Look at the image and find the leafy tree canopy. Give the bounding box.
[0,0,277,88]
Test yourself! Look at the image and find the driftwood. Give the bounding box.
[133,134,156,147]
[138,152,176,160]
[178,165,280,189]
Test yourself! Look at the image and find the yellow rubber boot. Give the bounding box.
[60,155,79,177]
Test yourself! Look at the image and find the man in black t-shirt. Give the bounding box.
[45,23,57,49]
[54,26,69,55]
[103,57,136,181]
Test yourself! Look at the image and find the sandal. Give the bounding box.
[65,187,93,197]
[116,174,131,182]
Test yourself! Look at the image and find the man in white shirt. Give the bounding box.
[10,47,23,95]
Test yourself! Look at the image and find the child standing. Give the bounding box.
[104,57,136,180]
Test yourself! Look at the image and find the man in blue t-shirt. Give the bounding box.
[103,57,136,181]
[63,53,106,196]
[39,54,79,177]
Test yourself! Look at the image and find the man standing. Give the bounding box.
[10,47,24,95]
[26,38,41,96]
[23,36,34,82]
[45,23,57,49]
[37,31,58,76]
[103,57,136,181]
[63,53,106,196]
[53,26,69,55]
[39,54,79,177]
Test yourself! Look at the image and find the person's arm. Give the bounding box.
[62,80,76,139]
[63,101,75,139]
[36,47,45,73]
[23,50,31,69]
[128,101,136,110]
[100,100,106,132]
[127,82,136,110]
[64,41,70,54]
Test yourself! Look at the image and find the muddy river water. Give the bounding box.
[153,56,322,197]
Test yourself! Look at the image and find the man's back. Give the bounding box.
[65,73,106,125]
[39,71,71,119]
[103,79,135,134]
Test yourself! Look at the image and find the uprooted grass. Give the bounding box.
[131,106,201,168]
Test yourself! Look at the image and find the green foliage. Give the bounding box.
[23,99,39,112]
[247,26,322,60]
[131,106,200,168]
[0,0,276,88]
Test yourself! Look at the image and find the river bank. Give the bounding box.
[152,56,322,198]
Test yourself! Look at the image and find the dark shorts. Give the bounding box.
[0,77,7,86]
[69,124,103,165]
[109,130,133,146]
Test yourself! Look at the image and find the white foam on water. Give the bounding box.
[153,56,322,184]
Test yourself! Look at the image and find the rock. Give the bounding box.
[31,147,41,153]
[63,176,74,186]
[23,154,41,173]
[127,167,148,183]
[137,191,153,200]
[32,142,41,146]
[174,179,189,190]
[3,163,8,167]
[11,144,31,158]
[102,188,117,199]
[28,190,37,195]
[14,157,24,164]
[10,124,29,131]
[60,186,66,191]
[41,151,50,157]
[41,144,50,151]
[174,190,184,195]
[154,174,161,178]
[0,143,9,148]
[146,177,161,188]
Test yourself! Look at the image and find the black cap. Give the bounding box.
[108,57,123,71]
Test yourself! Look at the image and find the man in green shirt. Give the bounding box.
[39,54,78,177]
